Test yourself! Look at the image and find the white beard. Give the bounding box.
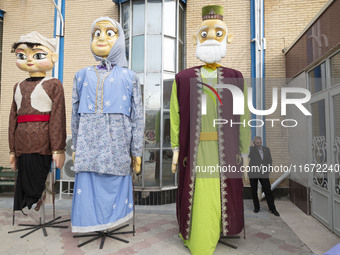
[196,38,227,64]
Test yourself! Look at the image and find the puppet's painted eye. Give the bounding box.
[216,31,223,37]
[33,53,47,60]
[16,53,27,60]
[94,29,101,37]
[106,29,116,37]
[201,31,207,38]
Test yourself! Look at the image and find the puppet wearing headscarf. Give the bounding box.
[9,31,66,211]
[71,17,144,232]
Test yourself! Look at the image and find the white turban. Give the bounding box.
[18,31,57,52]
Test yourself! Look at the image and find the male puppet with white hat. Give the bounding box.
[9,31,66,212]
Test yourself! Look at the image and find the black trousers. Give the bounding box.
[249,177,276,212]
[14,154,52,210]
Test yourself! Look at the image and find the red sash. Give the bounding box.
[17,115,50,123]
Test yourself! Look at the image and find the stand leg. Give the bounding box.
[9,167,70,239]
[73,223,134,249]
[132,173,136,236]
[218,236,240,249]
[12,170,18,226]
[100,234,106,249]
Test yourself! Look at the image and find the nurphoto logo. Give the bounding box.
[197,80,312,128]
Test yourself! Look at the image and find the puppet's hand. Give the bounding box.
[53,152,66,169]
[242,153,249,181]
[242,154,249,167]
[172,150,179,173]
[132,156,141,174]
[9,154,16,170]
[72,151,76,163]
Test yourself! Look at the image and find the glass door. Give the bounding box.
[310,92,332,230]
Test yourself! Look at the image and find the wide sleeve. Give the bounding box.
[130,75,144,157]
[239,80,251,155]
[71,75,80,151]
[49,79,66,152]
[170,80,180,151]
[8,84,19,153]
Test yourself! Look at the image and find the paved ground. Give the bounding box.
[0,193,339,255]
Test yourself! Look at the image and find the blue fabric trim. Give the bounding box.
[0,10,5,18]
[76,66,133,115]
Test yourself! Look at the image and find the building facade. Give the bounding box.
[0,0,337,232]
[286,0,340,236]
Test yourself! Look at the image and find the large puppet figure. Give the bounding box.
[170,5,250,255]
[9,32,66,211]
[71,17,144,233]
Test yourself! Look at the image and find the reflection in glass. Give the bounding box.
[178,3,185,72]
[143,149,160,187]
[132,35,144,72]
[308,63,326,94]
[311,100,326,139]
[179,3,185,42]
[163,78,174,109]
[132,0,145,35]
[145,73,161,109]
[122,3,130,38]
[136,72,144,85]
[125,39,129,66]
[333,94,340,196]
[178,41,184,72]
[311,100,328,190]
[144,110,161,148]
[331,52,340,86]
[118,0,185,190]
[162,149,175,186]
[163,112,171,148]
[164,37,176,72]
[147,35,161,72]
[147,0,162,34]
[164,0,176,37]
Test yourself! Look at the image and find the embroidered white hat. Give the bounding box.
[18,31,57,52]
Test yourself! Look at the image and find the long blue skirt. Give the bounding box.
[71,172,133,233]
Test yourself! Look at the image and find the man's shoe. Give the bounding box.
[271,210,280,216]
[254,208,260,213]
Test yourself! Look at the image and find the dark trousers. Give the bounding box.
[249,177,276,212]
[14,154,52,210]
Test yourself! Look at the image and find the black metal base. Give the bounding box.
[8,216,70,238]
[218,236,240,249]
[73,224,135,249]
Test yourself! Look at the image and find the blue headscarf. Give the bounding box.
[91,17,128,69]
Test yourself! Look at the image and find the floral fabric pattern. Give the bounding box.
[71,66,144,176]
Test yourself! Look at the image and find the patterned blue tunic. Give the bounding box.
[71,65,143,175]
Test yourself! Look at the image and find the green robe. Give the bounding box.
[170,65,250,255]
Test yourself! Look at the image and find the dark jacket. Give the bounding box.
[248,146,272,178]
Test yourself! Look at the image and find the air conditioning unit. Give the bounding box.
[59,136,75,199]
[60,136,75,180]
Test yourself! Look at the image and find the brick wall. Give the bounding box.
[0,0,55,166]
